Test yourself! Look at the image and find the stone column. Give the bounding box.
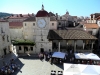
[66,40,68,52]
[74,40,76,52]
[91,40,94,50]
[83,40,85,50]
[58,41,60,52]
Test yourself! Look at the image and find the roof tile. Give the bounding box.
[84,23,99,29]
[9,22,23,28]
[47,29,97,40]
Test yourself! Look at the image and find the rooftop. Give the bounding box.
[9,22,23,28]
[47,29,97,40]
[8,14,34,19]
[84,23,99,29]
[0,19,8,22]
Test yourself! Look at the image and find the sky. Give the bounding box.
[0,0,100,17]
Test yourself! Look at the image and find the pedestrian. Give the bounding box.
[47,54,50,61]
[3,61,5,66]
[49,49,52,57]
[44,54,46,61]
[51,58,53,65]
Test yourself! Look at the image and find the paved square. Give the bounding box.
[13,56,63,75]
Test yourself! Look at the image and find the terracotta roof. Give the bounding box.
[24,17,36,21]
[9,22,23,28]
[72,16,77,18]
[49,12,55,16]
[47,29,97,40]
[0,19,8,22]
[91,13,100,18]
[8,14,34,19]
[36,10,49,17]
[84,23,99,29]
[50,16,56,21]
[85,18,90,20]
[97,16,100,20]
[79,21,86,25]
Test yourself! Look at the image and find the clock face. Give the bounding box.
[37,19,46,28]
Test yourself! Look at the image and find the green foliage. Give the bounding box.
[12,40,35,46]
[0,12,12,18]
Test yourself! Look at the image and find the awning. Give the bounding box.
[74,53,100,60]
[52,52,66,59]
[63,63,100,75]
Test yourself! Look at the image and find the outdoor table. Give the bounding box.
[58,71,63,75]
[51,71,56,75]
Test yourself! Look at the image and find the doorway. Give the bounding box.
[53,42,57,49]
[40,48,44,53]
[24,47,28,53]
[4,48,7,55]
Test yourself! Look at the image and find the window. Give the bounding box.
[19,46,21,50]
[7,35,9,42]
[33,23,35,26]
[60,17,62,19]
[25,23,26,26]
[1,27,3,33]
[24,47,28,51]
[52,23,54,26]
[41,39,43,41]
[2,35,5,41]
[30,47,33,51]
[88,31,92,35]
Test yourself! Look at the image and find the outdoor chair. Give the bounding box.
[51,70,56,75]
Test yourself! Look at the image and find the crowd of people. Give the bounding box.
[38,50,52,62]
[75,59,100,65]
[38,50,68,65]
[0,59,20,75]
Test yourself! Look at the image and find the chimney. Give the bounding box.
[17,15,18,17]
[32,13,34,16]
[90,15,91,23]
[12,15,14,17]
[93,14,95,23]
[20,14,23,17]
[73,22,75,27]
[56,13,58,20]
[28,13,30,16]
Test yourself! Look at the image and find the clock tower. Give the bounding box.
[35,4,52,53]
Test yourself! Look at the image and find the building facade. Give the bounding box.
[14,5,97,54]
[1,5,96,54]
[0,20,11,57]
[17,5,57,54]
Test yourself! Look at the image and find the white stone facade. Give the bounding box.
[10,28,23,40]
[21,17,57,54]
[0,21,11,57]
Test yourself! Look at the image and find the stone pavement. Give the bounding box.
[12,56,63,75]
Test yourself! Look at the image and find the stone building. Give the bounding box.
[14,5,97,54]
[16,5,57,54]
[0,19,11,57]
[8,14,34,40]
[82,13,100,52]
[57,11,78,30]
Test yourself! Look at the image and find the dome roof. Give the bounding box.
[36,4,49,17]
[36,10,49,17]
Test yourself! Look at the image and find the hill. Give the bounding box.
[0,12,12,18]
